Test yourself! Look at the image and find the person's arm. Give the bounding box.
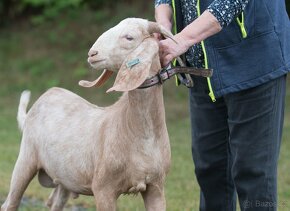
[154,0,173,31]
[158,0,250,66]
[159,10,221,66]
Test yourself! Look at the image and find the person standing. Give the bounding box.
[154,0,290,210]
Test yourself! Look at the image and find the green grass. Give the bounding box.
[0,3,290,211]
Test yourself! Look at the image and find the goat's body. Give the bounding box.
[2,86,170,211]
[2,18,173,211]
[25,88,102,194]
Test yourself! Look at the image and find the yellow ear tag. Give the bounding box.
[126,58,140,68]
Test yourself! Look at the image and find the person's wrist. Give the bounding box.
[175,32,193,53]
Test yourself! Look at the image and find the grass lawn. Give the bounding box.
[0,3,290,211]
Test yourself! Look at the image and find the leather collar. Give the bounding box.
[138,66,213,89]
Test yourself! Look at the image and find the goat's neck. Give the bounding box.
[126,85,166,139]
[107,58,167,139]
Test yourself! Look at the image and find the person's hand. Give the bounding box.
[159,33,191,67]
[157,10,222,67]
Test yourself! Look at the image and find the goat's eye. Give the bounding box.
[125,35,134,41]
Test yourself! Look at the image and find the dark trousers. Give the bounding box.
[189,76,286,211]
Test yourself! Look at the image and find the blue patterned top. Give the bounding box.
[155,0,249,68]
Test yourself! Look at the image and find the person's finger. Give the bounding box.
[161,54,174,67]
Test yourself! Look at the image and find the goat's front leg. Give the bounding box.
[141,184,166,211]
[92,184,118,211]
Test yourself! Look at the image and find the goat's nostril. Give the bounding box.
[88,50,98,57]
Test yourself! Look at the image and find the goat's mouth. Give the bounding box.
[87,57,106,66]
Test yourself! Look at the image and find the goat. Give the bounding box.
[1,18,174,211]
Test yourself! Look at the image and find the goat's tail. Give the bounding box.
[17,90,31,132]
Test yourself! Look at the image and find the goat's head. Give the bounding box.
[79,18,175,92]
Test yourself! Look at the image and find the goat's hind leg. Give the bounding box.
[1,149,38,211]
[46,185,70,211]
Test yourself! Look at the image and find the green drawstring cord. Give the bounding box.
[236,12,248,38]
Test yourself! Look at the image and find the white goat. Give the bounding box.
[1,18,174,211]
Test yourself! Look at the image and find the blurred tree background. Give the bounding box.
[0,0,289,25]
[0,0,150,25]
[0,0,290,211]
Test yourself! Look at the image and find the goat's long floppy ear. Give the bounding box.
[107,38,159,92]
[79,69,114,88]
